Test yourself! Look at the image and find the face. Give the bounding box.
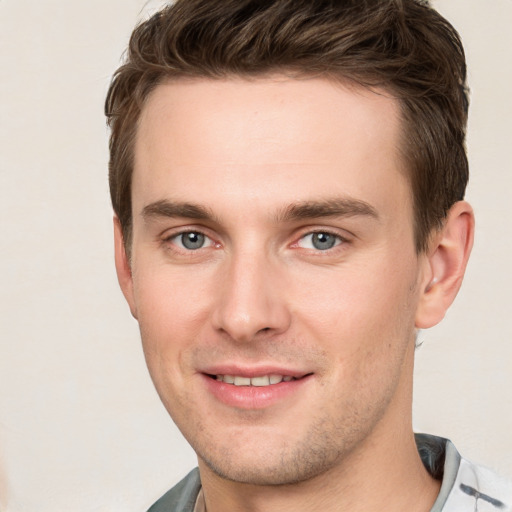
[118,76,432,485]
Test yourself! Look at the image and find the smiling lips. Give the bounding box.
[204,370,311,409]
[214,374,297,386]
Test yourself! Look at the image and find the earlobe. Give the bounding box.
[415,201,474,329]
[113,217,138,319]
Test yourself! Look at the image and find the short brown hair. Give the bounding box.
[105,0,469,253]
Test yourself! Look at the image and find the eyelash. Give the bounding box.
[161,228,349,255]
[163,230,217,252]
[295,230,346,251]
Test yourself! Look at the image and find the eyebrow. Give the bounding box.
[142,199,216,222]
[141,197,378,224]
[276,198,379,222]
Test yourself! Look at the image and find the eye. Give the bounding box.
[298,232,342,251]
[170,231,214,250]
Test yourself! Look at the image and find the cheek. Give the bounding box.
[134,261,212,324]
[297,262,418,416]
[292,256,419,357]
[133,265,213,375]
[133,268,213,425]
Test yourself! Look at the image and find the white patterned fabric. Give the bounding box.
[430,440,512,512]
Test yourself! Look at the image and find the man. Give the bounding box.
[105,0,511,511]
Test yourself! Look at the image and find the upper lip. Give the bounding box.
[200,364,311,379]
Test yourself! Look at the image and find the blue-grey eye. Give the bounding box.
[179,232,206,250]
[299,232,341,250]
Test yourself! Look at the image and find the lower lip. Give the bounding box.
[202,374,312,410]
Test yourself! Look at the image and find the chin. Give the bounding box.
[201,452,339,487]
[194,422,356,487]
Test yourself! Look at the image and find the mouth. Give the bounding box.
[201,366,313,409]
[208,374,304,387]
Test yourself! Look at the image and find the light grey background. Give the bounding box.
[0,1,510,511]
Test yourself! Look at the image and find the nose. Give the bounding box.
[212,250,292,343]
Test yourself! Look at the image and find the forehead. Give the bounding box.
[133,76,409,221]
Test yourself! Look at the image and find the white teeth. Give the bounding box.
[234,376,251,386]
[251,376,270,387]
[215,374,296,386]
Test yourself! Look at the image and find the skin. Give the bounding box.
[115,76,474,511]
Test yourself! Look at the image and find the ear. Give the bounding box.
[113,216,138,319]
[415,201,474,329]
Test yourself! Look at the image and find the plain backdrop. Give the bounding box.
[1,0,511,511]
